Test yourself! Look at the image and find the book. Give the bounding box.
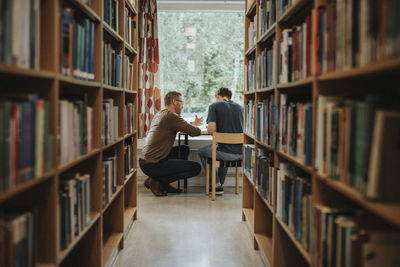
[0,211,36,267]
[366,110,400,202]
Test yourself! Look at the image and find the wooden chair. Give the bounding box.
[205,132,243,201]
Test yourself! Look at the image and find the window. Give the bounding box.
[158,3,245,122]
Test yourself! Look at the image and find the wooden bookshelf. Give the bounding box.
[246,0,256,15]
[242,208,255,231]
[277,0,312,25]
[316,173,400,228]
[103,22,124,43]
[58,149,102,173]
[0,0,139,266]
[257,23,276,44]
[243,0,400,266]
[275,216,311,264]
[102,138,124,150]
[276,76,314,89]
[125,0,137,15]
[103,186,124,212]
[103,84,125,92]
[257,85,275,93]
[124,41,137,56]
[244,132,256,140]
[317,57,400,82]
[0,64,55,79]
[276,151,313,174]
[256,188,274,214]
[255,140,274,151]
[245,45,257,56]
[0,172,55,204]
[58,213,101,264]
[244,90,256,96]
[254,233,273,260]
[67,0,101,22]
[58,74,101,87]
[123,207,137,232]
[103,233,123,267]
[124,132,136,139]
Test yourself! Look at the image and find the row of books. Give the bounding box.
[103,41,122,88]
[104,0,119,32]
[278,95,313,166]
[276,163,311,251]
[257,40,276,89]
[259,0,276,35]
[60,8,96,81]
[124,8,137,49]
[256,149,274,205]
[315,0,400,75]
[59,96,93,165]
[0,95,52,193]
[102,98,120,146]
[278,15,312,84]
[255,95,276,146]
[127,0,136,10]
[0,210,36,267]
[247,15,257,48]
[124,55,135,90]
[244,100,256,136]
[103,152,117,206]
[249,94,313,166]
[0,0,40,69]
[124,137,135,177]
[243,144,256,182]
[311,206,400,267]
[245,59,256,92]
[278,0,300,17]
[316,95,400,202]
[125,103,135,134]
[59,173,91,250]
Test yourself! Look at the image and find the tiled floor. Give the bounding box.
[114,186,267,267]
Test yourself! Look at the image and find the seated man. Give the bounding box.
[198,87,243,195]
[139,91,203,196]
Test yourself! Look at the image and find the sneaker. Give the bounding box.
[209,186,224,195]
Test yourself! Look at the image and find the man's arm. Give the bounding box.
[207,122,216,135]
[169,114,201,136]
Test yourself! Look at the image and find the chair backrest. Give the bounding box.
[211,132,243,164]
[212,132,243,144]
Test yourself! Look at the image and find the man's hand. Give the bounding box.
[191,114,203,126]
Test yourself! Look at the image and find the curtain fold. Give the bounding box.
[138,0,161,138]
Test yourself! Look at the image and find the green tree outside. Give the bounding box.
[158,11,245,115]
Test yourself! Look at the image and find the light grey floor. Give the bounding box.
[114,186,267,267]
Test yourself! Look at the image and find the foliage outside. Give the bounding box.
[158,11,245,116]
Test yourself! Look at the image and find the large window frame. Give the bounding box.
[157,0,245,123]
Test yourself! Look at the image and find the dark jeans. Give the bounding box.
[139,145,201,185]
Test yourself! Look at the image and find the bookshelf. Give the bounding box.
[243,0,400,266]
[0,0,139,266]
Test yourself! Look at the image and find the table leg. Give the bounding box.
[177,132,181,190]
[184,134,189,192]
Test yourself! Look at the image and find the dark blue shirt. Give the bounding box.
[207,99,243,154]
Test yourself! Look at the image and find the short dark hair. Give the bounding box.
[164,91,182,106]
[216,87,232,99]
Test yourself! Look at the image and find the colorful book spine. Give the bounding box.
[0,95,52,192]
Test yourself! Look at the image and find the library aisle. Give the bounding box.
[114,186,267,267]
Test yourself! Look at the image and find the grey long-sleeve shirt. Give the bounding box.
[142,109,201,163]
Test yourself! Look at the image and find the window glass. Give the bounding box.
[158,11,245,123]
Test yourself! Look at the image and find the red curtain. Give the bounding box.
[138,0,161,137]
